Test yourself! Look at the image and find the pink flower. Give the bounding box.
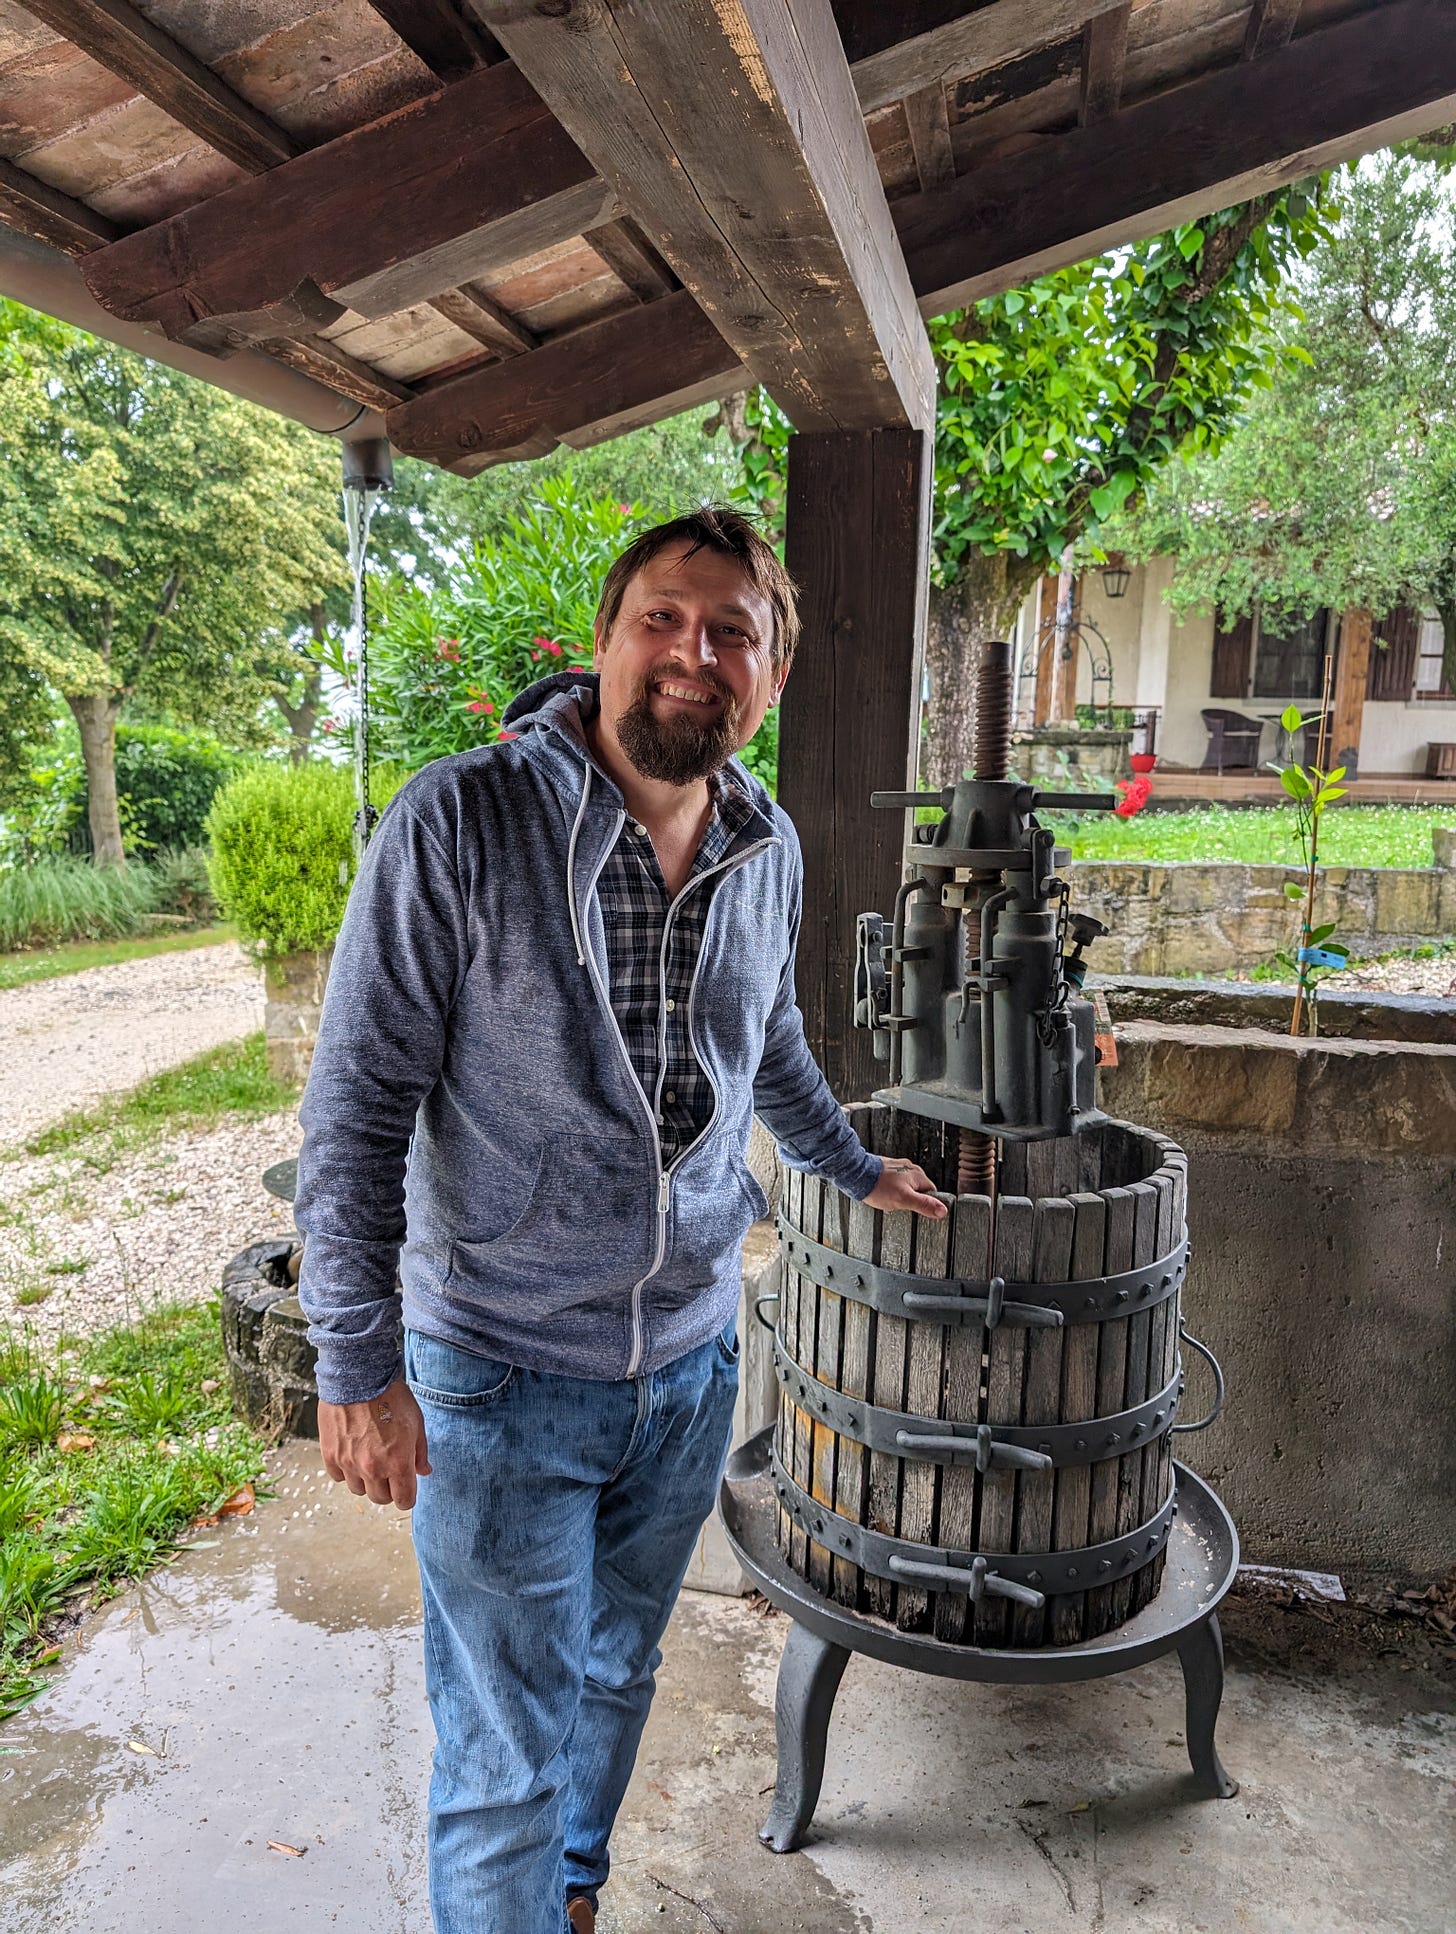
[436,638,460,662]
[530,649,541,660]
[498,730,519,742]
[466,699,494,715]
[618,503,630,514]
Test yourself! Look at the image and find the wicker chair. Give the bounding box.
[1200,709,1264,773]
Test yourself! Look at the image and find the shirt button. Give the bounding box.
[665,1090,677,1104]
[665,999,676,1012]
[633,821,648,836]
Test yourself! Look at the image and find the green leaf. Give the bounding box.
[1279,767,1312,799]
[1309,922,1338,942]
[1280,704,1303,732]
[1177,228,1205,258]
[1283,881,1305,901]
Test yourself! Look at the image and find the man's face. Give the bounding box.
[593,540,789,786]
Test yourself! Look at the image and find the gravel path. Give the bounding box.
[1339,953,1456,999]
[0,1108,301,1346]
[0,942,262,1149]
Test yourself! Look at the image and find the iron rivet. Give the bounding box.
[1098,1559,1112,1573]
[842,1536,851,1549]
[1161,1274,1172,1289]
[1038,1442,1051,1454]
[1026,1570,1041,1584]
[1123,1554,1133,1567]
[1084,1295,1097,1308]
[826,1265,834,1278]
[1146,1537,1155,1551]
[1075,1438,1087,1451]
[1067,1566,1078,1579]
[1117,1289,1130,1303]
[1153,1411,1164,1425]
[1140,1284,1151,1299]
[1109,1432,1121,1445]
[855,1275,865,1288]
[1171,1504,1178,1517]
[1131,1424,1143,1437]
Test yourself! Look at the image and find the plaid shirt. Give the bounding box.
[598,774,758,1165]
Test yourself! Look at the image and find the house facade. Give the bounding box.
[1012,560,1456,779]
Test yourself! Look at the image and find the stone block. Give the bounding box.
[1433,825,1456,869]
[1107,1023,1300,1136]
[263,947,334,1086]
[1373,869,1442,938]
[259,1295,320,1440]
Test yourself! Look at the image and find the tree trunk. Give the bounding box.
[922,550,1040,790]
[1437,600,1456,700]
[277,663,324,765]
[67,689,126,867]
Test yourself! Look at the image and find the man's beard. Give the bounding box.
[615,666,743,785]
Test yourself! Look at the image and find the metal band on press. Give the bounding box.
[770,1451,1177,1601]
[772,1337,1184,1469]
[777,1218,1187,1328]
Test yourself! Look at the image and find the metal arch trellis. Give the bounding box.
[1019,612,1115,725]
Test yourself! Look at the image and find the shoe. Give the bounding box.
[567,1898,595,1934]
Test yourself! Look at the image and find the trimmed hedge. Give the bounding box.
[205,761,406,958]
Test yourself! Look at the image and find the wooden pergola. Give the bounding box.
[2,0,1453,1095]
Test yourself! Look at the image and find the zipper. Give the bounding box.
[565,764,593,968]
[575,814,779,1377]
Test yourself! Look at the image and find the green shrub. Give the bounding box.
[148,844,216,923]
[0,854,161,951]
[206,761,406,957]
[2,725,240,865]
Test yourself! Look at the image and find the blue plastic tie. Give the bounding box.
[1297,946,1347,970]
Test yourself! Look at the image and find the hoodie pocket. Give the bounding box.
[446,1143,547,1276]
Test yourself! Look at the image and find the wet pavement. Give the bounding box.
[2,1440,1452,1934]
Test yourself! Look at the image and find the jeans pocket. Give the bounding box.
[405,1330,516,1408]
[716,1318,740,1367]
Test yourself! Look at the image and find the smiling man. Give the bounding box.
[293,506,944,1934]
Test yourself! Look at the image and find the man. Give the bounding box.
[295,506,945,1934]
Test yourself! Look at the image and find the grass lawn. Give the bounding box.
[0,921,239,994]
[8,1033,299,1172]
[1055,803,1452,869]
[0,1301,268,1721]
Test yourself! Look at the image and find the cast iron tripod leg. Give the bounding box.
[759,1620,852,1853]
[1177,1613,1238,1799]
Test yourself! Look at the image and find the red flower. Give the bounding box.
[436,637,460,661]
[498,730,519,742]
[1114,775,1152,819]
[531,649,541,660]
[466,698,494,715]
[545,640,564,657]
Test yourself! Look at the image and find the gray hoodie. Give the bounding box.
[294,671,881,1404]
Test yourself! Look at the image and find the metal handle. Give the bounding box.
[754,1293,781,1333]
[1171,1324,1226,1433]
[894,1425,1052,1474]
[887,1553,1045,1609]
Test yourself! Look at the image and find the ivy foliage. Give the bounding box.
[739,186,1329,587]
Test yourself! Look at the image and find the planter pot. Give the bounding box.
[1129,752,1158,775]
[263,946,334,1084]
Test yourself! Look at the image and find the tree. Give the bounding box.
[737,188,1326,786]
[1115,150,1456,696]
[0,303,347,862]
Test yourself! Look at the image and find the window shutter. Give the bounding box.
[1366,605,1420,700]
[1210,614,1253,698]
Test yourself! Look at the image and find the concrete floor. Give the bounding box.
[1,1441,1452,1934]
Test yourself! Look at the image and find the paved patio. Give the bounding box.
[1,1440,1451,1934]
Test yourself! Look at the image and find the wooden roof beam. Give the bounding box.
[19,0,295,173]
[77,62,610,349]
[367,0,496,80]
[386,287,743,469]
[468,0,936,435]
[1244,0,1303,60]
[897,0,1456,316]
[0,156,119,254]
[846,0,1129,114]
[1080,3,1129,125]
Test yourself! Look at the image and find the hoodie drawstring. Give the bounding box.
[566,763,592,968]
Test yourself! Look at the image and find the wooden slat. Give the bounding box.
[427,284,537,358]
[974,1193,1032,1647]
[898,0,1456,318]
[834,1169,878,1613]
[20,0,296,174]
[896,1182,948,1631]
[259,335,414,411]
[472,0,936,434]
[933,1190,990,1644]
[387,287,742,468]
[0,155,119,254]
[585,217,677,303]
[780,1167,806,1575]
[78,62,608,343]
[847,0,1129,114]
[868,1177,913,1622]
[903,83,955,193]
[1010,1195,1074,1646]
[1084,1183,1133,1639]
[1132,1151,1182,1614]
[801,1171,835,1596]
[1244,0,1303,59]
[1051,1191,1107,1646]
[1080,2,1130,125]
[369,0,493,80]
[1111,1178,1159,1626]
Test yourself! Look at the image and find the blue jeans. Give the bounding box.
[405,1323,739,1934]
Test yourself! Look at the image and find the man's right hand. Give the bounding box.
[319,1378,431,1511]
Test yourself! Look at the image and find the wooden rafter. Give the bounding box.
[585,218,677,303]
[260,336,415,414]
[847,0,1128,113]
[903,85,956,193]
[1080,3,1130,125]
[77,62,607,346]
[0,155,119,254]
[19,0,295,173]
[898,0,1456,315]
[386,288,742,468]
[1244,0,1304,59]
[428,284,538,358]
[469,0,935,434]
[367,0,493,80]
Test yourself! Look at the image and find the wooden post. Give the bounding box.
[1332,606,1373,777]
[780,427,932,1104]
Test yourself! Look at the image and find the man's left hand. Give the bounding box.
[864,1159,947,1219]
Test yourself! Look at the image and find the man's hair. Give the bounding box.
[595,505,800,668]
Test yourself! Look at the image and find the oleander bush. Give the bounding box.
[205,760,406,958]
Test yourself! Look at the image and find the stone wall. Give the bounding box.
[1017,723,1131,786]
[263,947,334,1084]
[1073,856,1456,976]
[1101,1023,1456,1581]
